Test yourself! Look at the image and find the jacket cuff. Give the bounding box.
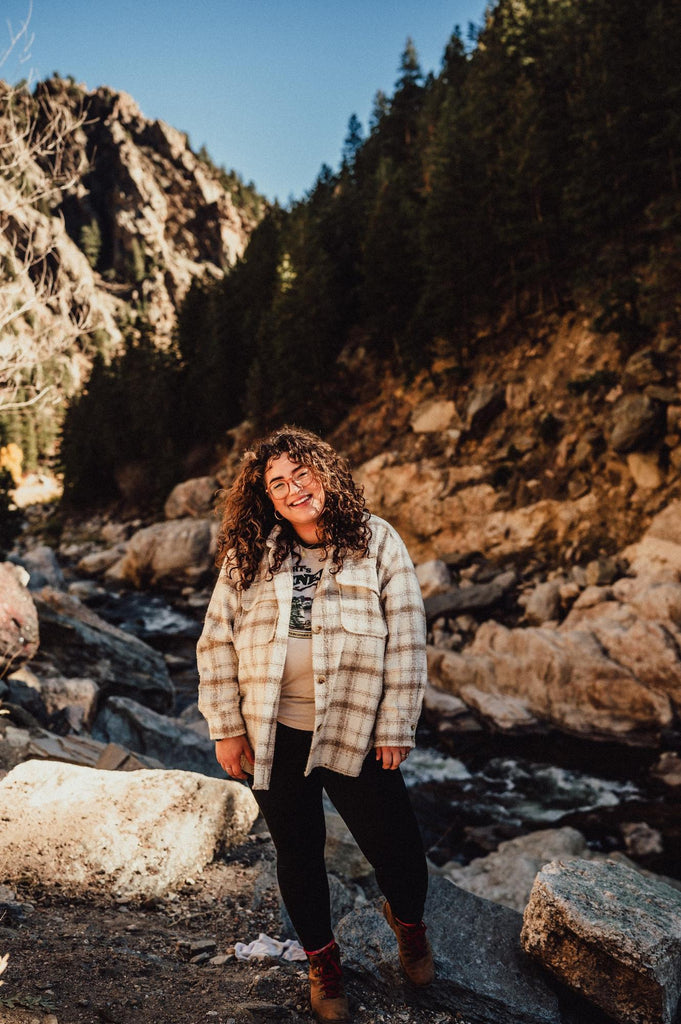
[373,717,417,748]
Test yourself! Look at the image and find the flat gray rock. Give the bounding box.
[336,876,611,1024]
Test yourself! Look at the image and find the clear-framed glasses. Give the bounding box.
[267,465,314,499]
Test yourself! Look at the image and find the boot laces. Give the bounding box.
[312,945,344,999]
[398,920,429,963]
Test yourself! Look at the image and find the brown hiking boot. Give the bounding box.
[308,940,351,1023]
[383,901,435,987]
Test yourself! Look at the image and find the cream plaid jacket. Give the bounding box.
[196,515,427,789]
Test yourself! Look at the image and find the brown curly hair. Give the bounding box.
[215,425,371,588]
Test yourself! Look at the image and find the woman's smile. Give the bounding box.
[265,453,325,543]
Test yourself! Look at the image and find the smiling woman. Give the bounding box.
[265,455,326,544]
[197,424,433,1021]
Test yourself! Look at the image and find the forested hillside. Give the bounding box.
[37,0,681,510]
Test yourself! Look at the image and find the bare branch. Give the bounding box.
[0,8,98,413]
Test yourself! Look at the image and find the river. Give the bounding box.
[84,583,681,883]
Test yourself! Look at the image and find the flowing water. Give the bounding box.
[85,585,681,882]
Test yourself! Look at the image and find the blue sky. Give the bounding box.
[3,0,488,203]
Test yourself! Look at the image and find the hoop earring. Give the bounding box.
[274,510,284,521]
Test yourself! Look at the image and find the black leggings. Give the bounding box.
[250,722,429,952]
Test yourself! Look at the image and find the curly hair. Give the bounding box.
[215,425,371,588]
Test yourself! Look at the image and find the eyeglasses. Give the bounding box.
[266,466,314,499]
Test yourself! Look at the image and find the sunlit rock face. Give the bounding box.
[0,761,258,898]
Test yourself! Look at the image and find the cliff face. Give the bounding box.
[0,76,263,403]
[42,78,261,335]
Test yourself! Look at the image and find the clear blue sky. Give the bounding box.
[3,0,488,204]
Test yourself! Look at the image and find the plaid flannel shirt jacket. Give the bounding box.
[197,514,427,790]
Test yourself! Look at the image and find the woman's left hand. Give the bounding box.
[375,745,411,770]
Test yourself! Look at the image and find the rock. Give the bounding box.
[9,545,65,590]
[67,579,108,601]
[164,476,220,520]
[429,574,681,745]
[562,582,681,714]
[609,392,666,453]
[33,587,174,713]
[521,858,681,1024]
[585,556,622,586]
[410,399,461,433]
[465,383,506,436]
[428,614,674,744]
[17,672,99,729]
[422,681,471,720]
[357,451,599,562]
[107,517,218,588]
[0,760,258,898]
[0,562,40,674]
[0,723,163,771]
[415,559,450,599]
[628,451,664,489]
[76,544,129,576]
[522,580,562,625]
[336,875,606,1024]
[623,348,666,389]
[93,695,221,777]
[650,751,681,789]
[645,500,681,547]
[439,827,590,913]
[621,821,664,857]
[423,570,517,624]
[621,536,681,581]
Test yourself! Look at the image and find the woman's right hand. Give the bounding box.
[215,735,255,780]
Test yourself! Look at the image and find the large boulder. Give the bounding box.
[521,859,681,1024]
[107,517,218,588]
[32,587,174,713]
[164,476,219,520]
[336,875,610,1024]
[0,760,258,898]
[0,562,39,674]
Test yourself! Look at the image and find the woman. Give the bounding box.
[197,425,432,1023]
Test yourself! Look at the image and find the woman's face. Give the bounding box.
[264,453,326,542]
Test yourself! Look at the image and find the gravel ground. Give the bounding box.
[0,841,467,1024]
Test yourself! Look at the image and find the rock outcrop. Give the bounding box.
[1,74,262,416]
[428,573,681,746]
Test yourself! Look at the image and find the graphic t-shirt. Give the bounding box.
[277,544,326,731]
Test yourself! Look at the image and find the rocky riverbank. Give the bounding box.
[3,463,681,1023]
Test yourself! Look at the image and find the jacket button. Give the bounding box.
[316,677,326,685]
[312,624,322,633]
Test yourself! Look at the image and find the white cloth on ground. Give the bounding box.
[234,932,307,962]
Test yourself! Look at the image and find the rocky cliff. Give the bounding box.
[0,75,263,407]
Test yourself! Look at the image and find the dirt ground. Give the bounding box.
[0,839,462,1024]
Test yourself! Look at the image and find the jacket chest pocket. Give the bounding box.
[234,581,278,653]
[336,561,387,639]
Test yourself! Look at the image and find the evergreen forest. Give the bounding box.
[61,0,681,508]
